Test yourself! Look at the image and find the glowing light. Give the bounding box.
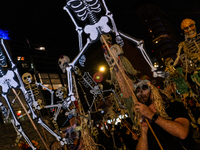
[17,57,21,61]
[17,56,25,61]
[39,47,45,50]
[99,66,105,72]
[154,62,159,68]
[16,110,21,116]
[21,57,25,61]
[35,47,45,51]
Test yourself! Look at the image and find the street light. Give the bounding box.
[99,66,105,72]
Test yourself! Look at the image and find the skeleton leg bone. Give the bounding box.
[1,93,36,150]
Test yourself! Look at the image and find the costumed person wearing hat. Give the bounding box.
[134,80,197,150]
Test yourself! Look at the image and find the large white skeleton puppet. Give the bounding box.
[62,0,165,103]
[0,39,72,149]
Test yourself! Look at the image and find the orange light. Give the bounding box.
[21,57,25,61]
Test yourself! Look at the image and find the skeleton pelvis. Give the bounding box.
[0,70,18,93]
[84,16,111,41]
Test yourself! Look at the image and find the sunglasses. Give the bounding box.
[183,24,195,32]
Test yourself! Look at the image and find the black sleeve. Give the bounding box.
[166,101,190,121]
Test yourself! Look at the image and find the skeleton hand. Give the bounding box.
[79,55,86,67]
[115,35,124,47]
[153,71,167,78]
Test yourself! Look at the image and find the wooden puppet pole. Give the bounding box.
[72,73,85,115]
[101,35,164,150]
[12,88,50,150]
[27,83,49,147]
[145,118,164,150]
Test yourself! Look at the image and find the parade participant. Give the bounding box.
[134,80,197,150]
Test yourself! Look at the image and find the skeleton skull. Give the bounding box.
[181,18,197,39]
[55,87,68,99]
[58,55,70,73]
[22,73,33,84]
[74,66,82,76]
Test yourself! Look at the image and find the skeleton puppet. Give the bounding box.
[173,18,200,73]
[62,0,165,109]
[172,18,200,92]
[22,72,77,133]
[0,39,75,149]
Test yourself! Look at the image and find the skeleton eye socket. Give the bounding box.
[184,27,189,31]
[189,24,195,29]
[24,77,27,80]
[184,24,195,32]
[28,75,30,78]
[58,61,61,65]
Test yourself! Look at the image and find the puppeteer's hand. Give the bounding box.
[135,102,155,120]
[141,120,149,134]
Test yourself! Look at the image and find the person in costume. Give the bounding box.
[100,34,140,128]
[134,80,197,150]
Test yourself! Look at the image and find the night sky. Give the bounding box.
[0,0,200,60]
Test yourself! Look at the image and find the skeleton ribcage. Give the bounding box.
[183,33,200,63]
[82,72,94,88]
[66,0,101,22]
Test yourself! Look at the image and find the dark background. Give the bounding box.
[0,0,200,60]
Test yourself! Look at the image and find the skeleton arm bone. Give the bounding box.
[63,6,83,50]
[173,43,184,67]
[35,82,54,106]
[118,31,158,73]
[118,31,168,78]
[63,6,87,67]
[100,0,124,47]
[66,39,91,102]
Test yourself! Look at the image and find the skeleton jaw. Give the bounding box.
[186,29,197,39]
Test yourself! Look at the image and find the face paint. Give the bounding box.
[135,82,151,103]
